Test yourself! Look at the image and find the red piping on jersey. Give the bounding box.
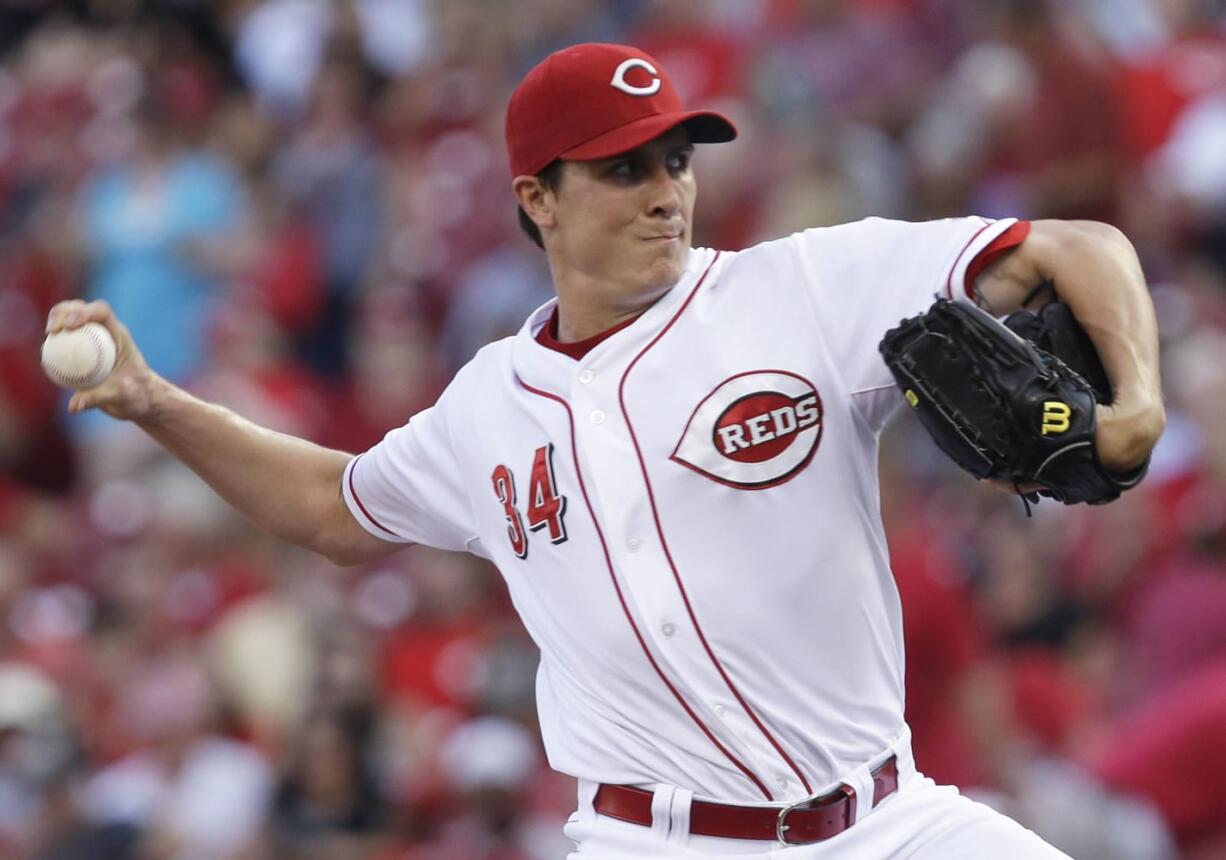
[944,221,994,300]
[346,454,401,538]
[518,376,775,801]
[617,252,817,795]
[965,221,1031,293]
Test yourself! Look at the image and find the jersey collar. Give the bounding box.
[512,247,718,390]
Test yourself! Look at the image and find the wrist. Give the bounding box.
[1124,392,1166,450]
[1099,442,1152,475]
[1096,399,1165,472]
[132,373,178,427]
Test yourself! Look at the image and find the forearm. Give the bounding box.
[136,376,355,555]
[46,298,396,563]
[1032,222,1164,467]
[979,220,1165,469]
[1024,221,1161,407]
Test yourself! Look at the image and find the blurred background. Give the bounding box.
[0,0,1224,858]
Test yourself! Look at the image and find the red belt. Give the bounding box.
[593,755,898,846]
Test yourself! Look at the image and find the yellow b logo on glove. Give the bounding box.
[1041,401,1072,435]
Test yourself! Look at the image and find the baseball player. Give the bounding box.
[48,44,1163,858]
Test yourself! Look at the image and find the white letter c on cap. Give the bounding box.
[611,58,661,96]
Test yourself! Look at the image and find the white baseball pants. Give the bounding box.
[564,735,1071,858]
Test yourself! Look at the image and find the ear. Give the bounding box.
[513,175,557,232]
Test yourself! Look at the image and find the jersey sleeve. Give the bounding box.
[791,216,1024,426]
[341,385,477,553]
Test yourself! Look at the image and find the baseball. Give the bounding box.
[41,322,117,390]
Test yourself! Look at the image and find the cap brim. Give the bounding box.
[560,110,737,163]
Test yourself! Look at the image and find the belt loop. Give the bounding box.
[843,764,874,824]
[667,786,693,845]
[892,724,917,788]
[649,784,675,841]
[576,779,600,824]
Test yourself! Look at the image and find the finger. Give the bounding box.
[49,300,135,360]
[68,392,90,414]
[68,377,120,412]
[45,300,90,334]
[46,300,116,334]
[78,300,115,326]
[80,300,135,349]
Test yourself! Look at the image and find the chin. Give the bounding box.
[641,245,688,289]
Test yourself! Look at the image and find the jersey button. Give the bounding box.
[578,370,595,384]
[627,537,641,552]
[589,409,606,425]
[661,622,676,638]
[776,777,789,789]
[713,704,727,717]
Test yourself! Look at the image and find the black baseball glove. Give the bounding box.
[878,298,1148,506]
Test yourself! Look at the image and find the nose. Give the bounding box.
[646,164,683,219]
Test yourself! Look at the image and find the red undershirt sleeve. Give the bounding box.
[956,220,1032,301]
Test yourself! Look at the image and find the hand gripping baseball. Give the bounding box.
[44,300,161,420]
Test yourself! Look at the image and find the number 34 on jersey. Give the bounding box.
[491,444,568,559]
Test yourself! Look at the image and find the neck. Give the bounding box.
[547,254,686,343]
[554,295,666,342]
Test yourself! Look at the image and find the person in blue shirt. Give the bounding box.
[78,98,245,394]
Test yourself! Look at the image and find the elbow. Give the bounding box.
[317,542,361,567]
[330,544,401,566]
[312,533,377,567]
[310,515,398,567]
[298,461,399,567]
[1035,219,1136,258]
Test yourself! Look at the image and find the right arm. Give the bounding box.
[47,300,398,566]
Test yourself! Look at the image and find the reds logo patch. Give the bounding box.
[670,371,823,489]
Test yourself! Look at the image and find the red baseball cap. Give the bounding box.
[506,43,737,177]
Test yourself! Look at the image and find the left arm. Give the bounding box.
[974,220,1164,473]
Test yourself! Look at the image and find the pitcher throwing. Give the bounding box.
[47,43,1163,858]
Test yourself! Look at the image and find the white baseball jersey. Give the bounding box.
[343,215,1020,805]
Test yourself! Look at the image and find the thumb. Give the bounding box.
[67,385,113,417]
[65,371,160,422]
[67,391,93,414]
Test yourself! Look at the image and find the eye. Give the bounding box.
[667,149,693,174]
[608,159,638,181]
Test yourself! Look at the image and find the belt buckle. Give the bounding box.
[775,783,856,846]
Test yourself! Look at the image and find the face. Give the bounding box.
[535,127,697,298]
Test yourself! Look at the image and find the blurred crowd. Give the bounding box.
[0,0,1224,858]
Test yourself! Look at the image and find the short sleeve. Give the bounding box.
[794,216,1021,397]
[342,387,477,553]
